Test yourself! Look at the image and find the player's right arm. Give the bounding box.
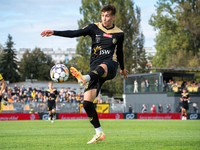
[41,24,94,38]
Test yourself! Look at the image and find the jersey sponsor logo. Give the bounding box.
[99,50,111,55]
[103,33,112,38]
[94,46,102,55]
[93,46,111,55]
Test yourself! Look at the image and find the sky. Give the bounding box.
[0,0,158,51]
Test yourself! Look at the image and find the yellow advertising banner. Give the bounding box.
[80,104,109,113]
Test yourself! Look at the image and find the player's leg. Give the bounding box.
[181,108,185,120]
[52,109,56,120]
[185,109,187,120]
[48,101,53,122]
[83,89,106,144]
[70,64,107,86]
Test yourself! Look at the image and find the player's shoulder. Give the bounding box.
[94,22,124,34]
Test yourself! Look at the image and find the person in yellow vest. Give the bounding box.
[0,74,7,112]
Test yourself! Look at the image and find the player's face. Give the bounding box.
[101,11,115,28]
[48,83,53,89]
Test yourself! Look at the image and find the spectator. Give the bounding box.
[141,104,147,113]
[133,80,138,93]
[168,103,172,113]
[14,84,18,91]
[31,90,36,99]
[129,104,133,113]
[163,80,167,92]
[28,85,33,92]
[12,94,18,102]
[21,85,26,94]
[11,89,16,96]
[145,80,150,92]
[26,88,31,97]
[18,92,23,102]
[155,80,159,92]
[141,81,145,92]
[2,95,8,102]
[37,92,43,102]
[193,103,198,113]
[158,104,163,113]
[71,88,76,95]
[151,104,156,113]
[178,84,182,94]
[25,97,31,104]
[167,79,172,92]
[166,104,172,113]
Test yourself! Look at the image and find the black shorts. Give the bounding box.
[85,60,118,96]
[182,104,188,110]
[47,100,56,111]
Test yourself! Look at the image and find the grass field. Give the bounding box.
[0,119,200,150]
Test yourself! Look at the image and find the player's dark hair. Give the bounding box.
[183,88,186,91]
[101,4,116,16]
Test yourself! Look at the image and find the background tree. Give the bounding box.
[19,48,55,81]
[0,34,20,83]
[0,44,3,59]
[77,0,146,96]
[149,0,200,68]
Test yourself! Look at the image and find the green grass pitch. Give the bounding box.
[0,119,200,150]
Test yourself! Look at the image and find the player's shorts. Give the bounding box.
[182,104,188,110]
[84,60,118,96]
[47,100,56,111]
[0,96,2,103]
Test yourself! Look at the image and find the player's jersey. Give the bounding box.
[0,74,3,81]
[45,89,58,101]
[53,22,124,70]
[181,93,190,105]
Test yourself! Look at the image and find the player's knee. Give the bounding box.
[83,101,92,110]
[99,64,107,72]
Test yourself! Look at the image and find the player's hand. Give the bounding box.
[0,91,2,96]
[41,30,54,37]
[120,69,129,79]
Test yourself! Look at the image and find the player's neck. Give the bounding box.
[102,23,114,30]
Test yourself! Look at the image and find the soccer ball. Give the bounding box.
[50,64,69,83]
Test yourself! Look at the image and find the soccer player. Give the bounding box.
[0,74,7,111]
[41,5,128,144]
[180,88,190,120]
[44,82,58,123]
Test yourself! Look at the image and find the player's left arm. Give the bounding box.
[117,33,128,79]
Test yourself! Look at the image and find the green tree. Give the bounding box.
[149,0,200,68]
[19,48,55,81]
[0,34,20,82]
[77,0,145,96]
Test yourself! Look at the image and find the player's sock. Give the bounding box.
[89,66,105,81]
[83,101,101,128]
[53,112,56,118]
[49,114,53,120]
[95,127,102,134]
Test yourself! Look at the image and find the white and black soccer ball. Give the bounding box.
[50,64,69,83]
